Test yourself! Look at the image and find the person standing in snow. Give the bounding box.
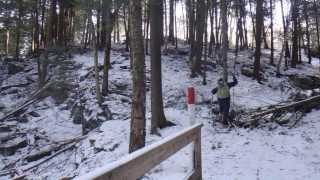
[211,74,238,125]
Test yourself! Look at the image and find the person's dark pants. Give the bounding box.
[218,97,230,124]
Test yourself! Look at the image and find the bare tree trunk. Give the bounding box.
[298,16,302,64]
[40,0,46,47]
[47,0,58,46]
[214,0,219,49]
[303,1,312,64]
[262,23,269,49]
[291,0,299,68]
[314,0,320,71]
[241,0,248,49]
[203,5,208,85]
[168,0,174,44]
[254,0,263,82]
[314,0,320,51]
[145,1,150,55]
[270,0,274,65]
[208,1,215,57]
[164,0,168,45]
[186,0,195,45]
[101,0,118,96]
[190,0,206,77]
[129,0,146,153]
[38,52,48,87]
[15,0,23,61]
[3,0,9,56]
[249,0,255,49]
[280,0,290,61]
[221,0,228,80]
[6,30,10,56]
[123,6,130,51]
[32,0,40,54]
[96,2,101,48]
[235,0,240,56]
[84,16,90,49]
[88,6,102,105]
[150,0,173,134]
[174,0,178,49]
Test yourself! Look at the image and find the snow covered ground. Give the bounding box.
[1,46,320,180]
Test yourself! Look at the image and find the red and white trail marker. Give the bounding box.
[187,87,196,125]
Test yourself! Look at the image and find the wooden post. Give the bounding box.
[189,129,202,180]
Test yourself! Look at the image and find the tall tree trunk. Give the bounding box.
[96,2,101,48]
[15,0,23,61]
[84,16,90,49]
[214,0,219,49]
[270,0,274,65]
[40,0,46,47]
[88,8,103,105]
[123,6,130,51]
[150,0,172,134]
[6,30,10,56]
[32,0,40,54]
[102,33,111,96]
[101,3,107,49]
[168,0,174,44]
[58,0,65,46]
[221,0,228,80]
[101,0,118,96]
[208,1,215,57]
[191,0,206,77]
[249,0,256,49]
[303,2,312,64]
[129,0,146,153]
[47,0,58,46]
[4,0,10,56]
[116,15,120,43]
[254,0,263,82]
[187,0,195,45]
[298,16,302,64]
[164,0,167,46]
[145,2,150,55]
[262,23,269,49]
[291,0,299,68]
[203,4,208,85]
[280,0,289,67]
[314,0,320,52]
[241,0,248,49]
[174,0,178,49]
[235,0,240,57]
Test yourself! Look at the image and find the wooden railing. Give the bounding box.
[75,123,203,180]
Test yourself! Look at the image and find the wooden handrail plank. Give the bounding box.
[76,123,203,180]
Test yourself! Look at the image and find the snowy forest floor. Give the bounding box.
[1,45,320,180]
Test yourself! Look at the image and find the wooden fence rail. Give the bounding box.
[75,123,203,180]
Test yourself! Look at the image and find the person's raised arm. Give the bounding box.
[228,75,238,88]
[211,88,218,95]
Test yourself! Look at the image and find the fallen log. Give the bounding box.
[0,99,38,122]
[240,95,320,127]
[250,95,320,119]
[1,135,86,175]
[0,137,28,156]
[21,136,85,173]
[0,82,31,92]
[24,135,86,162]
[22,143,76,173]
[0,82,52,122]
